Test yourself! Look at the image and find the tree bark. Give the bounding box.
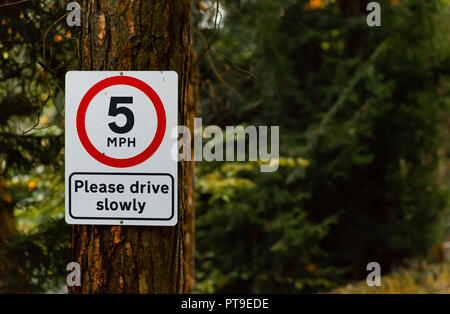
[182,49,198,293]
[70,0,194,294]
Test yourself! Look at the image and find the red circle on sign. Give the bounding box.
[76,75,166,168]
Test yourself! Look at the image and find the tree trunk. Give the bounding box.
[182,49,198,293]
[69,0,194,294]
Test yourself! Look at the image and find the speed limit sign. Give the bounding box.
[65,71,178,226]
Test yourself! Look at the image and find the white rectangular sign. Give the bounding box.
[65,71,178,226]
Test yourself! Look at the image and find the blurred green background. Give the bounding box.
[0,0,449,293]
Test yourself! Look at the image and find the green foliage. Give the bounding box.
[195,0,450,292]
[0,0,448,293]
[0,0,75,292]
[0,218,70,292]
[196,161,340,293]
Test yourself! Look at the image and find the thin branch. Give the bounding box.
[0,132,60,140]
[42,11,70,66]
[206,51,243,101]
[190,0,223,70]
[45,76,65,122]
[210,49,258,80]
[18,88,50,135]
[0,0,28,8]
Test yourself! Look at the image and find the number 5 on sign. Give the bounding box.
[108,97,134,134]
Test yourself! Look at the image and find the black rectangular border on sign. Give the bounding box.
[69,172,175,221]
